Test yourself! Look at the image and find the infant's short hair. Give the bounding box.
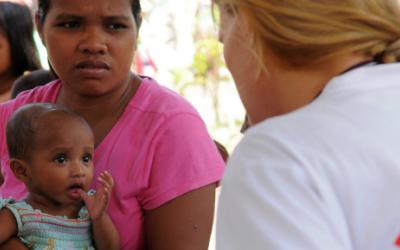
[6,103,79,160]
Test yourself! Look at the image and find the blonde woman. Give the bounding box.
[214,0,400,249]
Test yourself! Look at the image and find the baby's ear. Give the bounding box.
[9,159,31,183]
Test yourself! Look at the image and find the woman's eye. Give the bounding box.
[82,154,92,163]
[58,21,80,29]
[223,4,235,16]
[108,23,126,30]
[54,154,67,164]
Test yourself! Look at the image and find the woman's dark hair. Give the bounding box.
[0,2,41,77]
[38,0,142,30]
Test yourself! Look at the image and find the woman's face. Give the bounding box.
[217,3,252,85]
[0,32,11,78]
[217,2,276,124]
[37,0,137,97]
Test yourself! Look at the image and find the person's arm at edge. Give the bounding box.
[145,183,216,250]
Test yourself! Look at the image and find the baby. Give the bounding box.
[0,103,119,249]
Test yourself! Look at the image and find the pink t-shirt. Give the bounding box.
[0,78,225,249]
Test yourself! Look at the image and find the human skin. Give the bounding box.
[0,32,14,101]
[0,33,11,80]
[32,0,217,249]
[216,1,371,125]
[17,112,95,218]
[1,108,119,249]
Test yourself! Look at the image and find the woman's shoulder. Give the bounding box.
[0,80,61,139]
[0,79,59,113]
[14,79,61,103]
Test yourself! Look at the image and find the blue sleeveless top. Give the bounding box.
[0,198,95,249]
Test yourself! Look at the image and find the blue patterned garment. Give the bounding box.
[0,198,95,250]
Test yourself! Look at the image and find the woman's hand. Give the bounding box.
[80,171,114,221]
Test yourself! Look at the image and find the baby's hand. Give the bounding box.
[79,171,114,221]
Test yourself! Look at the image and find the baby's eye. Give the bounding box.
[82,154,92,163]
[54,154,67,164]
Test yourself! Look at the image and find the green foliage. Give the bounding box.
[170,3,234,130]
[192,39,225,83]
[193,40,223,80]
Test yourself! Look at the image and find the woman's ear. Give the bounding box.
[9,159,31,183]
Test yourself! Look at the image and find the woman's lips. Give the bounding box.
[76,60,110,78]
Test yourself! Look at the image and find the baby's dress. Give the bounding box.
[0,198,95,250]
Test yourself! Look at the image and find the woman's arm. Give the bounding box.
[0,208,18,245]
[145,184,216,250]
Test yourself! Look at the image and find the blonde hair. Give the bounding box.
[219,0,400,66]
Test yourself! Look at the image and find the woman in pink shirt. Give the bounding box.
[0,0,224,249]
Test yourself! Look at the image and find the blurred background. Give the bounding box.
[138,0,245,153]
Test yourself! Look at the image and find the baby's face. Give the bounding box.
[26,112,95,207]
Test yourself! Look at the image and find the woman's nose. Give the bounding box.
[78,27,108,55]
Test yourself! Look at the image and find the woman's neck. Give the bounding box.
[56,73,142,146]
[248,53,372,125]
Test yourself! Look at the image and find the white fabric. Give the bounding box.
[217,63,400,250]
